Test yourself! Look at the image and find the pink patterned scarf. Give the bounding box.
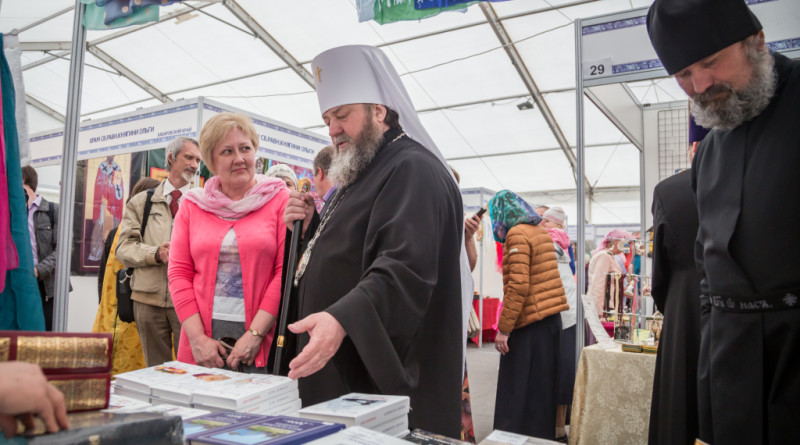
[184,174,285,219]
[547,227,571,250]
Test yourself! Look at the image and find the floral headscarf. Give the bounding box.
[488,190,541,243]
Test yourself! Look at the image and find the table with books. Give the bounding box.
[569,343,657,445]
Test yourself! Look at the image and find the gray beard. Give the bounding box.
[328,122,384,188]
[691,45,777,132]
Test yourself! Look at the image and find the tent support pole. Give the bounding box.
[53,1,87,332]
[574,18,587,365]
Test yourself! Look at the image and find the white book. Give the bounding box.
[150,394,193,408]
[190,373,298,410]
[371,414,408,436]
[249,398,303,417]
[304,426,412,445]
[298,393,410,429]
[191,388,299,414]
[102,393,153,413]
[111,384,151,403]
[478,430,562,445]
[140,403,212,420]
[113,361,208,394]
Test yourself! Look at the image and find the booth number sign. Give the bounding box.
[583,58,612,80]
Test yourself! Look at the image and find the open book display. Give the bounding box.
[112,361,299,415]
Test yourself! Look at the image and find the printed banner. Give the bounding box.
[80,154,131,273]
[415,0,509,10]
[372,0,476,25]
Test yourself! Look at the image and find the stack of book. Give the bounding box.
[0,330,112,412]
[112,361,300,415]
[183,412,345,445]
[297,393,410,437]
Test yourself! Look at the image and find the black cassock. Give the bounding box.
[294,128,464,438]
[648,170,702,445]
[691,52,800,444]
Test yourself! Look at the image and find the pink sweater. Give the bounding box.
[168,189,288,368]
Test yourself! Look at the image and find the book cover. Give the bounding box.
[47,372,111,412]
[151,367,239,404]
[191,415,345,445]
[404,428,470,444]
[191,374,298,410]
[0,331,112,374]
[11,411,183,445]
[297,393,410,428]
[478,430,562,445]
[183,411,269,440]
[305,426,412,444]
[113,361,208,394]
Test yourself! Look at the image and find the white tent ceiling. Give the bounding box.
[1,0,678,224]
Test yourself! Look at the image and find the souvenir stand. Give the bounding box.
[570,3,800,443]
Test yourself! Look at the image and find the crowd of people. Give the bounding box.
[5,0,799,442]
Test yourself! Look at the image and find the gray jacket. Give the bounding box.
[31,198,62,299]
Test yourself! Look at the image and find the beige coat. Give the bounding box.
[115,181,174,307]
[498,223,569,334]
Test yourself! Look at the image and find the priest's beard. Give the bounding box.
[691,40,777,131]
[328,117,384,188]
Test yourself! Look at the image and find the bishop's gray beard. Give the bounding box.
[691,43,777,132]
[328,120,384,188]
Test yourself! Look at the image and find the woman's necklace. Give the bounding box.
[293,131,406,287]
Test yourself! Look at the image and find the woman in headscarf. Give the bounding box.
[168,112,289,373]
[587,229,633,319]
[92,177,160,376]
[266,163,299,191]
[541,206,578,442]
[489,190,568,440]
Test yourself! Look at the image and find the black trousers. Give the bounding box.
[494,314,561,440]
[699,306,800,444]
[39,281,53,331]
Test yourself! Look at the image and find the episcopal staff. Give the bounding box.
[282,45,469,438]
[647,0,800,443]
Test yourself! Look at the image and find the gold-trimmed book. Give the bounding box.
[0,331,112,374]
[0,331,112,412]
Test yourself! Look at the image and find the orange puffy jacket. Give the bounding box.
[497,223,569,334]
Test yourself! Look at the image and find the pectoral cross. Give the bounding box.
[315,66,322,83]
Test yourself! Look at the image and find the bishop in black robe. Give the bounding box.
[648,170,702,445]
[294,127,464,438]
[691,52,800,444]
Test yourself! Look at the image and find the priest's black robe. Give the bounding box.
[648,170,702,445]
[691,52,800,444]
[295,128,464,438]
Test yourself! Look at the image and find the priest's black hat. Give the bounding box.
[646,0,762,75]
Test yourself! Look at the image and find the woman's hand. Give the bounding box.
[495,332,510,355]
[190,335,226,368]
[226,333,262,370]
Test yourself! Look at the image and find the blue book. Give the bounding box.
[190,415,345,445]
[184,411,270,441]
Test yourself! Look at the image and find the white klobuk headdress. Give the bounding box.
[312,44,473,372]
[311,45,453,182]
